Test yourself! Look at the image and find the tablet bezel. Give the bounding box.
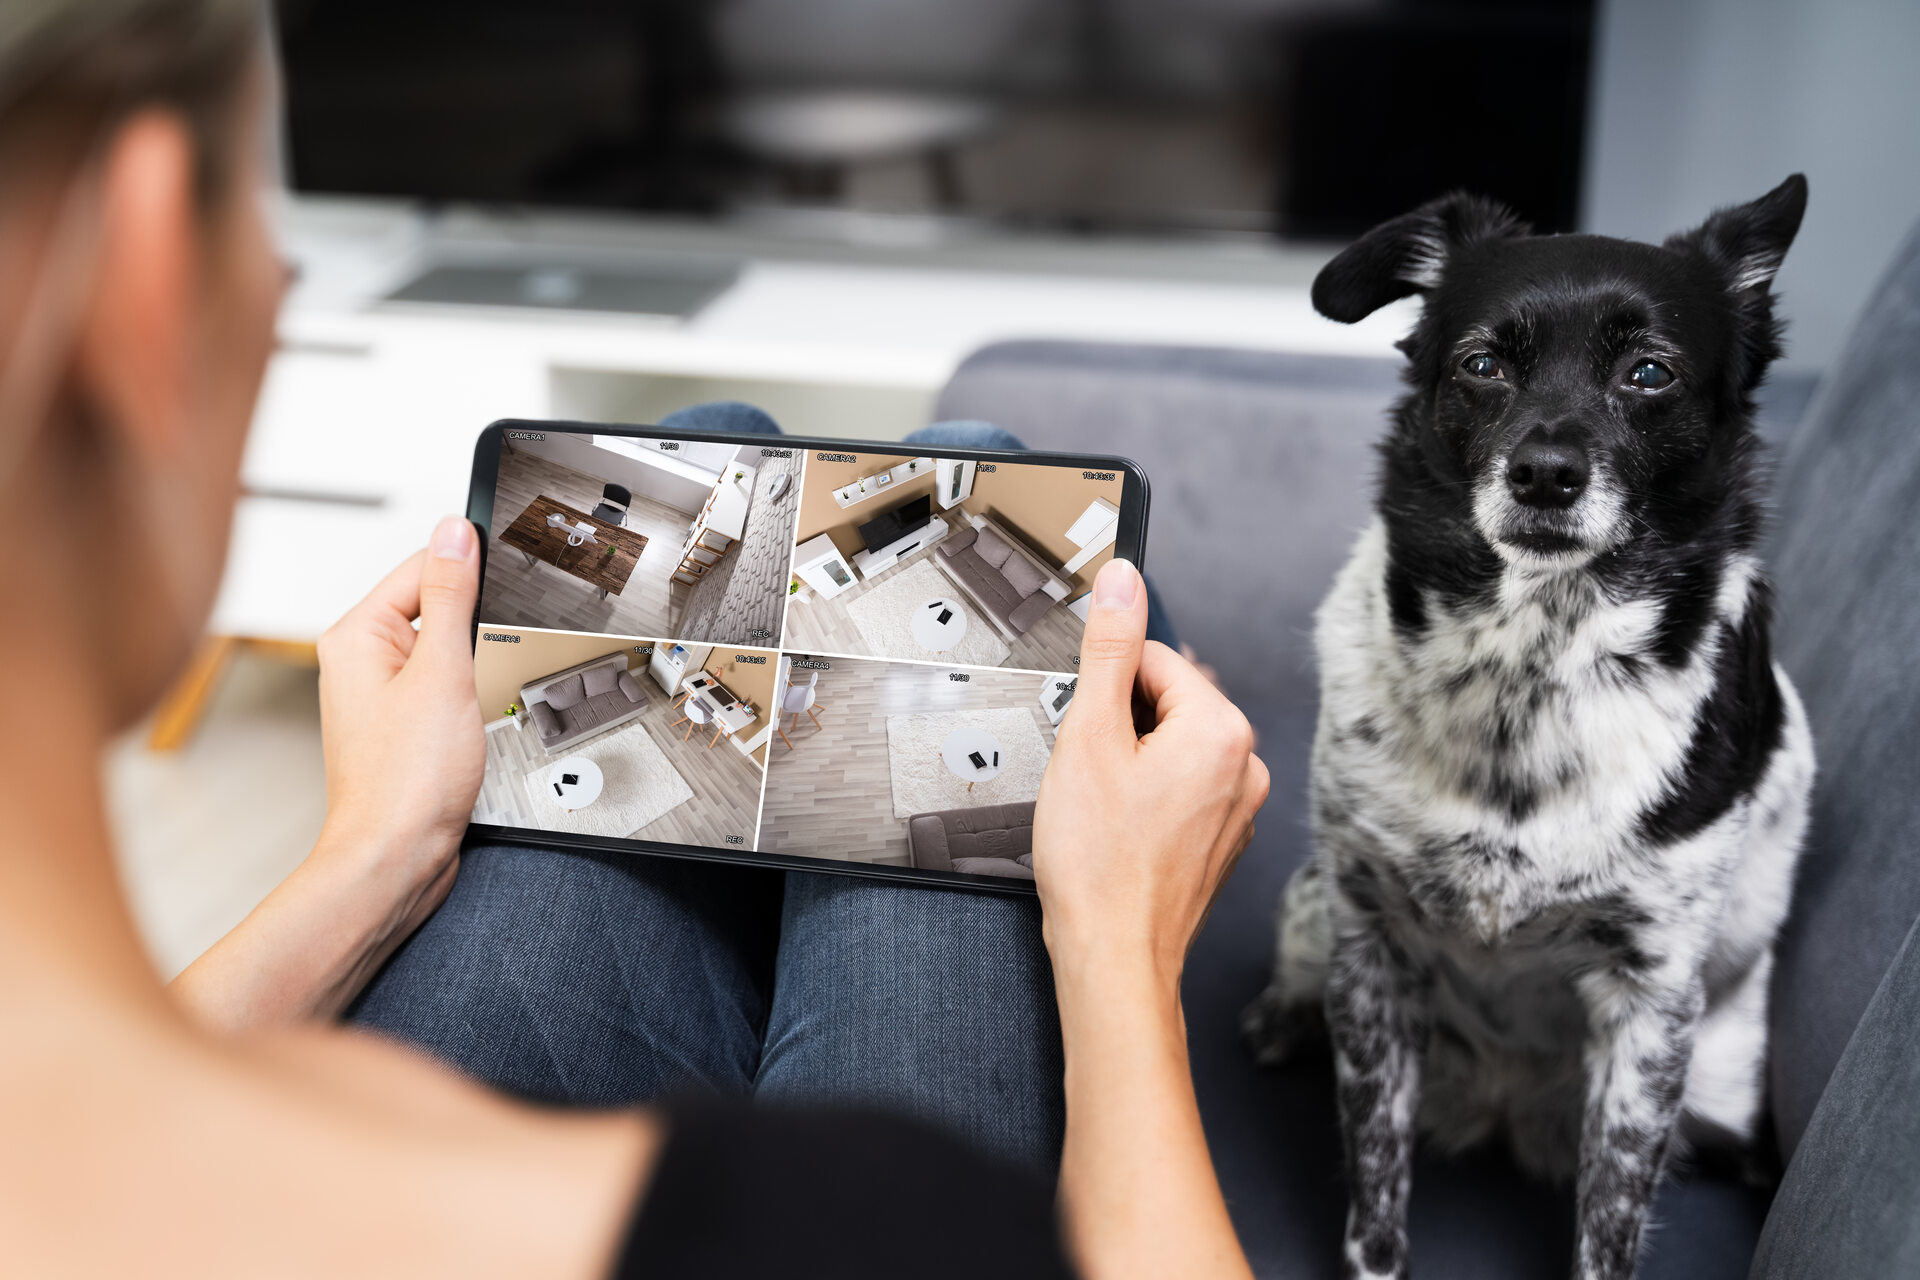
[464,418,1151,895]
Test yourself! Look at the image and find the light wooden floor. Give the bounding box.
[481,451,701,638]
[474,673,766,850]
[781,542,1085,673]
[759,657,1057,866]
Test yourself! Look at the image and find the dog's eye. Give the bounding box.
[1462,352,1505,380]
[1625,359,1675,391]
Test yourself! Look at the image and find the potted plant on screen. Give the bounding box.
[505,702,523,731]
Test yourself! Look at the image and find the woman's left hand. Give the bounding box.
[172,517,485,1028]
[314,516,487,910]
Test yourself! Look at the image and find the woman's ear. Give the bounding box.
[74,110,198,459]
[1311,191,1528,324]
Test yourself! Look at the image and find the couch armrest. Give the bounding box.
[617,671,644,704]
[940,525,978,558]
[1007,591,1056,636]
[907,815,952,871]
[529,700,563,741]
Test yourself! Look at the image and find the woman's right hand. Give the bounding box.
[1033,558,1268,991]
[1032,557,1266,1280]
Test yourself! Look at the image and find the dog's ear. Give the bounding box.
[1665,174,1808,297]
[1311,192,1528,324]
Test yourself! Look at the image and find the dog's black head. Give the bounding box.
[1315,176,1807,581]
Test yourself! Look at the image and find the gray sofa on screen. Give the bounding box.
[521,652,647,754]
[936,514,1070,638]
[928,215,1920,1278]
[908,801,1036,879]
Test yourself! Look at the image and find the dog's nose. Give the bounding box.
[1506,431,1590,509]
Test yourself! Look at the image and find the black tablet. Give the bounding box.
[464,419,1149,893]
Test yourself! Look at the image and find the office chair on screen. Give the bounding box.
[592,483,631,527]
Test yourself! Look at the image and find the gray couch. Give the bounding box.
[936,514,1070,638]
[907,801,1037,879]
[929,215,1920,1278]
[521,652,648,753]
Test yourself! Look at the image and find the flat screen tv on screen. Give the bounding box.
[858,495,932,554]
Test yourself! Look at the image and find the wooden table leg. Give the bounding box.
[146,636,319,752]
[147,636,241,751]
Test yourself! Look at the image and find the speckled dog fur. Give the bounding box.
[1242,178,1816,1280]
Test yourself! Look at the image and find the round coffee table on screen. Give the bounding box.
[940,726,1004,794]
[545,756,604,812]
[913,597,970,654]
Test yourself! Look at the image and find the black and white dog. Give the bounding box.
[1241,177,1816,1280]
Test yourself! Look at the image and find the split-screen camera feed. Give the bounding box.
[476,429,1119,877]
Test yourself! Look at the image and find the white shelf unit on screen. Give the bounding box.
[830,457,934,508]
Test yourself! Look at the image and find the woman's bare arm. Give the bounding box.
[1034,559,1267,1280]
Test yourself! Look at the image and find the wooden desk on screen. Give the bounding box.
[498,495,650,598]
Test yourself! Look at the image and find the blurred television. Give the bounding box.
[274,0,1594,239]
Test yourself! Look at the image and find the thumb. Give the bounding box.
[1068,558,1148,742]
[415,516,480,672]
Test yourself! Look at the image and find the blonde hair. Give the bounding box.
[0,0,261,202]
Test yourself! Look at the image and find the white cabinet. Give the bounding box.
[793,534,858,599]
[1061,497,1120,575]
[1038,673,1077,726]
[649,641,710,695]
[935,457,976,509]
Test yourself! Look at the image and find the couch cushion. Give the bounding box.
[951,856,1036,880]
[1007,592,1056,637]
[971,524,1015,569]
[1765,217,1920,1160]
[583,690,629,725]
[1753,916,1920,1279]
[582,664,621,697]
[974,824,1033,862]
[528,701,562,739]
[948,554,1021,619]
[543,673,587,710]
[940,525,979,558]
[999,550,1049,600]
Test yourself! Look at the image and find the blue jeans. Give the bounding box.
[349,404,1172,1170]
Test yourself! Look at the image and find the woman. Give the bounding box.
[0,2,1269,1276]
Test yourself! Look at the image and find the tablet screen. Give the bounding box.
[468,423,1137,887]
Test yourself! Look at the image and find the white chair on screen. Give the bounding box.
[777,671,823,750]
[674,697,713,744]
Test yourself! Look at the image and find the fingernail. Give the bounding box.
[431,516,473,560]
[1093,558,1138,610]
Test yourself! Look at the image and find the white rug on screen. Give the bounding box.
[845,561,1012,667]
[520,722,693,839]
[885,707,1050,818]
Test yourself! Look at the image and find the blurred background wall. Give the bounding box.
[1586,0,1920,370]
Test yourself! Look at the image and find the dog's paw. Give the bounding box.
[1240,986,1326,1070]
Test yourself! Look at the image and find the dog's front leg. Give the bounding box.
[1571,973,1705,1280]
[1326,907,1428,1280]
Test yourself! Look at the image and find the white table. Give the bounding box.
[941,726,1004,793]
[913,597,970,654]
[545,756,604,810]
[681,673,758,740]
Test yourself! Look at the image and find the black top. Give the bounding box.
[613,1102,1076,1279]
